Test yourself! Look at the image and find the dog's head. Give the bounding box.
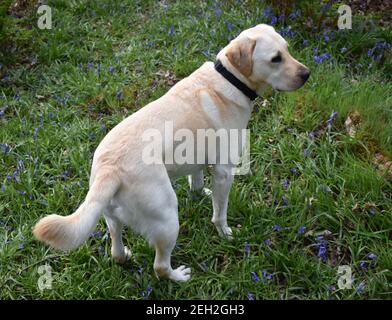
[219,24,310,92]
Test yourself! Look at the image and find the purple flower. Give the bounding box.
[214,7,222,18]
[19,243,25,249]
[281,195,289,206]
[289,9,301,19]
[298,226,306,234]
[263,6,273,18]
[368,253,377,260]
[224,20,233,32]
[244,242,251,257]
[273,224,282,232]
[251,271,260,282]
[290,167,298,174]
[359,261,367,270]
[314,52,332,64]
[264,239,271,246]
[90,230,103,239]
[367,48,374,57]
[356,281,366,294]
[108,65,114,73]
[302,39,309,47]
[270,16,278,25]
[33,128,38,140]
[172,47,177,55]
[262,270,275,280]
[282,179,289,190]
[340,47,348,53]
[0,143,10,155]
[247,292,255,300]
[168,25,175,37]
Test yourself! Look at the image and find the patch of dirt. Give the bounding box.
[348,0,392,26]
[8,0,37,18]
[344,110,392,180]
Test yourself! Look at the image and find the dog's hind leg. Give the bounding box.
[141,183,191,282]
[105,208,131,264]
[152,212,191,282]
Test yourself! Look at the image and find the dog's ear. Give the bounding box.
[225,37,256,77]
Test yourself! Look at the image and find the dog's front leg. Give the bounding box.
[211,164,234,239]
[188,170,212,196]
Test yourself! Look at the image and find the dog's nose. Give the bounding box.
[300,69,310,82]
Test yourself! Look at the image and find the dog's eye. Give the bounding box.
[271,55,282,63]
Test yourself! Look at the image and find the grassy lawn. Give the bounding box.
[0,0,391,299]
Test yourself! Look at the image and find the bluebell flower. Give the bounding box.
[298,226,306,234]
[264,239,271,246]
[33,128,38,140]
[251,271,260,282]
[290,167,298,174]
[367,48,374,57]
[359,261,367,270]
[356,281,366,294]
[282,179,289,190]
[302,39,309,47]
[340,47,348,53]
[273,224,282,232]
[314,52,332,64]
[281,195,289,207]
[270,15,278,25]
[327,111,337,127]
[289,9,301,19]
[90,230,103,239]
[168,25,175,36]
[172,47,177,54]
[244,242,250,257]
[263,6,273,18]
[0,143,10,155]
[108,65,114,73]
[368,253,377,260]
[214,7,222,18]
[247,292,255,300]
[224,20,233,32]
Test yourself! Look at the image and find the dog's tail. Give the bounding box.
[33,169,120,251]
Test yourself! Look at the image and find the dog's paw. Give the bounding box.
[216,225,234,240]
[113,246,132,264]
[170,265,191,282]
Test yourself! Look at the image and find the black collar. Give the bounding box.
[214,59,258,101]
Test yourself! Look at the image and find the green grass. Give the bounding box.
[0,0,391,299]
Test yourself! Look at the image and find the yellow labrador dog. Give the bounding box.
[34,24,310,282]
